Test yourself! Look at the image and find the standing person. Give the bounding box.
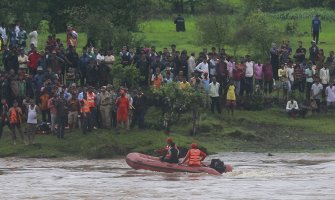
[294,63,305,95]
[208,77,221,114]
[17,26,27,48]
[319,65,330,94]
[40,90,50,122]
[99,86,111,128]
[233,59,244,97]
[226,81,236,116]
[187,53,196,80]
[305,64,315,99]
[0,22,7,47]
[310,78,323,113]
[48,94,57,134]
[325,82,335,108]
[254,61,263,89]
[8,101,24,145]
[116,89,129,129]
[181,143,207,167]
[244,55,254,96]
[311,14,321,44]
[28,26,38,49]
[18,49,29,73]
[80,93,92,134]
[294,41,307,63]
[86,87,97,129]
[0,98,10,139]
[54,94,67,139]
[67,94,80,131]
[26,100,39,145]
[174,14,185,32]
[270,43,280,80]
[309,41,319,64]
[262,63,273,97]
[131,89,147,129]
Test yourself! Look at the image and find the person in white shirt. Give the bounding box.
[287,62,295,92]
[286,97,299,118]
[244,55,254,96]
[104,50,115,70]
[28,26,38,48]
[319,65,330,89]
[187,53,196,80]
[0,22,7,45]
[208,77,221,114]
[325,82,335,107]
[195,58,208,78]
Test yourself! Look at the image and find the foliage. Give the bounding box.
[111,61,143,89]
[38,20,50,35]
[269,8,335,21]
[196,14,233,50]
[152,82,206,134]
[285,20,299,35]
[238,11,279,59]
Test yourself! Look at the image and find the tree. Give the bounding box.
[196,14,233,50]
[152,83,206,135]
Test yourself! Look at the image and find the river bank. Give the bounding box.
[0,107,334,158]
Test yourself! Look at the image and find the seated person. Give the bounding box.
[181,143,206,167]
[155,137,179,157]
[286,97,299,118]
[160,142,179,164]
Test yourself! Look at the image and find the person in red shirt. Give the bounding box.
[28,47,40,75]
[262,63,274,97]
[181,143,207,167]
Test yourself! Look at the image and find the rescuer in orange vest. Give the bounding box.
[86,87,97,129]
[80,93,92,134]
[160,142,179,164]
[181,143,207,167]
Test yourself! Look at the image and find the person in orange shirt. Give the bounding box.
[181,143,207,167]
[39,89,50,122]
[8,101,24,145]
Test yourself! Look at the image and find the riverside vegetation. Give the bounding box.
[1,3,335,158]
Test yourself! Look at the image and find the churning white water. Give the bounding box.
[0,152,334,200]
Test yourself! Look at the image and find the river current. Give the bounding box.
[0,152,334,200]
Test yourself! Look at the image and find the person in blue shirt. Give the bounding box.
[311,15,321,44]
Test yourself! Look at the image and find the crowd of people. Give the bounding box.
[0,17,334,145]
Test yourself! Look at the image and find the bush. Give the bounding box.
[269,8,335,21]
[38,20,50,35]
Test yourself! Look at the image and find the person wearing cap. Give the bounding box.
[181,143,207,167]
[155,137,179,157]
[8,100,24,145]
[161,142,179,164]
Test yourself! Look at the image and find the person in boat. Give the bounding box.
[160,142,179,163]
[181,143,207,167]
[155,137,179,156]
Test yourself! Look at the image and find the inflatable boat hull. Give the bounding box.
[126,152,232,175]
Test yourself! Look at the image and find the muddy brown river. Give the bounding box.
[0,152,334,200]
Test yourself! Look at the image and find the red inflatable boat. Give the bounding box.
[126,152,233,175]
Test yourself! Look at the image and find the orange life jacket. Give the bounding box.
[87,92,95,108]
[9,108,20,124]
[80,99,90,113]
[188,149,201,166]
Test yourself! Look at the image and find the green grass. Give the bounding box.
[36,32,87,52]
[136,16,335,57]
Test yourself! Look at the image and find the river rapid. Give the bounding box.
[0,152,334,200]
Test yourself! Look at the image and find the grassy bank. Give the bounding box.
[0,106,334,158]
